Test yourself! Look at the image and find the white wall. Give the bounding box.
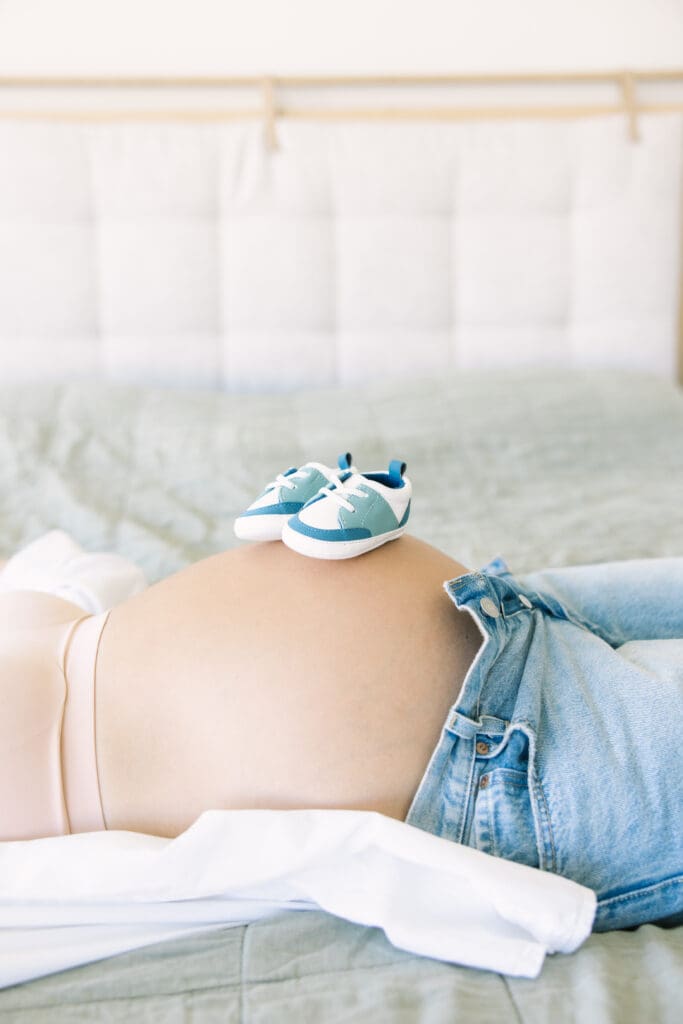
[0,0,681,74]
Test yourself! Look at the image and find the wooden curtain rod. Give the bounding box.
[3,103,682,123]
[0,69,682,87]
[1,70,681,145]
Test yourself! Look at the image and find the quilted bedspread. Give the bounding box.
[1,367,682,576]
[0,367,681,1021]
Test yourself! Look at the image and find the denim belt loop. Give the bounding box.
[446,711,508,740]
[478,714,509,736]
[446,710,480,739]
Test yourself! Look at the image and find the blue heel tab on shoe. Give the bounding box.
[388,460,407,486]
[338,452,353,470]
[363,460,406,489]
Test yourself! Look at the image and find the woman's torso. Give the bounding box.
[95,536,483,838]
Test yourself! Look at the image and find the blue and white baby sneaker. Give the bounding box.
[281,459,411,559]
[234,453,355,541]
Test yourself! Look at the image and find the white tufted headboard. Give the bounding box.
[0,106,682,390]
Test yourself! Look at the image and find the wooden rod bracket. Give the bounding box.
[261,76,280,151]
[619,72,640,142]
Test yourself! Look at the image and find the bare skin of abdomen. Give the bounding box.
[95,536,483,838]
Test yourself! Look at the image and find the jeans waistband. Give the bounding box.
[443,570,538,722]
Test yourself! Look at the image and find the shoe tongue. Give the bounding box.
[344,471,364,488]
[305,461,341,481]
[340,471,383,494]
[319,470,355,494]
[348,473,392,496]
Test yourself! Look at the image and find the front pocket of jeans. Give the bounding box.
[473,767,540,869]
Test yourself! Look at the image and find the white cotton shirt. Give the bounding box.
[0,530,147,613]
[0,808,596,987]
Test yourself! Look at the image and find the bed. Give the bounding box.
[0,83,682,1018]
[0,367,682,1021]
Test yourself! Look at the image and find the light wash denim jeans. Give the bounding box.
[405,556,683,931]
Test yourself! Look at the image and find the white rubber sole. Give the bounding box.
[281,522,407,559]
[234,513,287,542]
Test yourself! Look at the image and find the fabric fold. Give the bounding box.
[0,807,596,987]
[0,530,147,613]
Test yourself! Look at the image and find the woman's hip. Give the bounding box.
[0,592,108,840]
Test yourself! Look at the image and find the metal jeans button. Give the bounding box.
[480,597,500,618]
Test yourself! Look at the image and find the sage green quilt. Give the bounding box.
[0,368,681,1022]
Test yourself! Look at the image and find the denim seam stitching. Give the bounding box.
[533,772,557,873]
[430,756,453,836]
[499,606,527,620]
[531,591,612,642]
[458,741,477,845]
[514,719,557,874]
[597,875,683,908]
[484,784,494,857]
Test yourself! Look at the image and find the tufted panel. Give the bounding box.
[0,114,681,390]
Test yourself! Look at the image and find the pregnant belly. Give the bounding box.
[95,537,482,838]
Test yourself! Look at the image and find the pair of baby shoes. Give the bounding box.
[234,453,412,560]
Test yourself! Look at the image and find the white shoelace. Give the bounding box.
[266,462,351,494]
[266,467,313,492]
[316,475,369,513]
